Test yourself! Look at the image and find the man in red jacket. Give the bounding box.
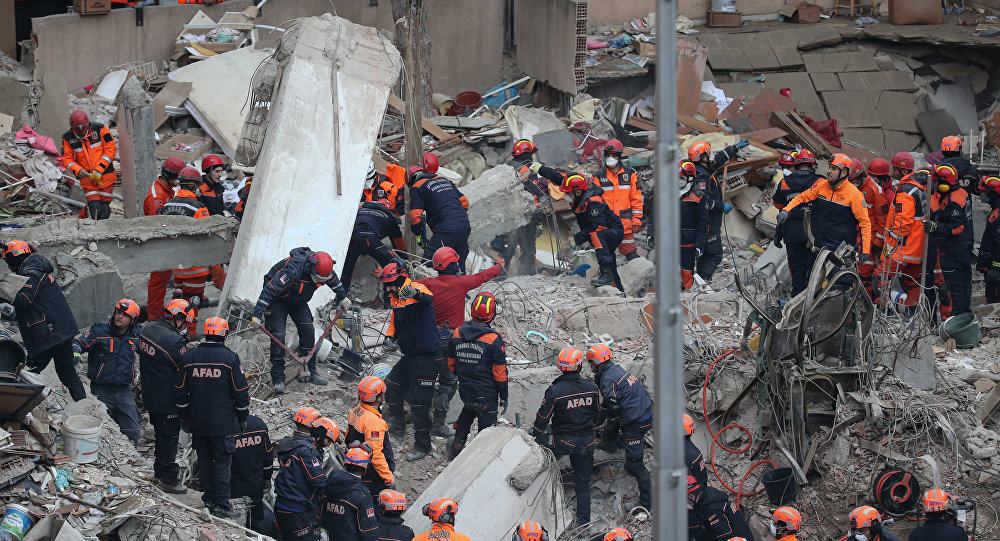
[417,247,504,438]
[144,157,185,321]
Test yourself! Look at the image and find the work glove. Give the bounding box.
[500,398,508,415]
[736,138,750,149]
[339,297,352,311]
[530,162,543,174]
[251,315,263,327]
[415,235,428,249]
[77,169,90,180]
[723,202,733,214]
[397,284,416,299]
[73,351,83,365]
[922,220,938,233]
[0,303,13,320]
[776,210,789,226]
[382,337,398,352]
[773,223,784,249]
[90,170,101,184]
[859,253,871,264]
[574,231,589,247]
[495,256,506,268]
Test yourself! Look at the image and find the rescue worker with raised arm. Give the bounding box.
[772,150,824,295]
[925,163,974,316]
[347,377,395,508]
[231,414,275,535]
[909,489,967,541]
[688,139,748,281]
[274,407,328,541]
[198,155,227,216]
[144,157,185,322]
[978,176,1000,303]
[407,167,472,270]
[342,198,408,293]
[61,110,116,219]
[850,158,890,298]
[595,139,644,260]
[496,139,549,275]
[680,160,711,290]
[320,442,378,541]
[412,497,472,541]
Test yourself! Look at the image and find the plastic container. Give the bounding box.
[711,0,737,12]
[0,504,34,540]
[761,468,797,506]
[62,415,102,464]
[940,313,981,349]
[369,363,392,382]
[453,91,483,114]
[315,338,333,362]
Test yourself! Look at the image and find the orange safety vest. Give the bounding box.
[857,176,889,248]
[143,177,175,217]
[61,123,117,202]
[883,176,928,266]
[594,165,644,224]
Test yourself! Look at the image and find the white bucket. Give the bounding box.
[62,415,102,464]
[315,338,333,362]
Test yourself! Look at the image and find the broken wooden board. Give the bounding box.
[388,94,452,141]
[769,111,837,157]
[677,39,709,117]
[979,383,1000,423]
[740,127,787,143]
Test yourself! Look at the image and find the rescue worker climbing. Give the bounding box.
[530,348,601,526]
[840,506,900,541]
[495,139,549,275]
[772,149,824,295]
[688,138,748,281]
[979,176,1000,303]
[687,475,756,541]
[198,154,227,216]
[274,407,328,541]
[588,343,652,512]
[342,198,408,293]
[412,497,472,541]
[74,299,143,445]
[144,157,186,322]
[231,414,275,535]
[61,110,117,220]
[319,444,378,541]
[680,160,711,290]
[408,166,472,270]
[909,489,966,541]
[175,317,249,519]
[939,135,980,193]
[362,160,406,215]
[346,376,395,508]
[595,139,644,260]
[770,507,802,541]
[251,247,349,393]
[683,413,708,493]
[380,261,440,461]
[445,292,507,459]
[926,163,974,317]
[850,158,889,298]
[376,490,414,541]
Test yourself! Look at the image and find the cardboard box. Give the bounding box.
[636,40,656,58]
[780,2,821,24]
[73,0,111,15]
[155,134,215,161]
[888,0,942,25]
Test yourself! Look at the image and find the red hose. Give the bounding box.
[702,349,776,510]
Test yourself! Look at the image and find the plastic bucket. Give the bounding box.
[369,363,392,382]
[761,468,797,506]
[315,338,333,362]
[940,312,981,349]
[62,415,102,464]
[0,504,34,540]
[454,91,482,114]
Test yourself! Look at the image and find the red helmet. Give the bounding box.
[603,139,624,154]
[849,505,882,529]
[470,291,497,322]
[69,110,90,137]
[432,247,460,271]
[556,347,585,371]
[380,261,408,283]
[828,153,853,172]
[512,139,537,157]
[115,298,140,319]
[586,343,613,366]
[313,417,340,443]
[559,174,589,193]
[688,141,712,162]
[3,240,34,258]
[941,135,962,153]
[794,149,816,166]
[603,529,633,541]
[309,251,334,281]
[922,488,951,513]
[891,152,914,172]
[772,506,803,532]
[867,158,890,177]
[514,521,548,541]
[683,413,695,436]
[358,376,387,403]
[378,489,408,512]
[983,176,1000,196]
[162,157,186,178]
[679,161,697,180]
[164,298,196,323]
[778,152,795,167]
[848,158,866,181]
[934,164,959,191]
[423,153,439,174]
[203,316,229,337]
[201,154,224,172]
[422,497,458,524]
[294,406,321,425]
[178,167,202,185]
[406,166,424,185]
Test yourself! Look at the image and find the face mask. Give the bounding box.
[850,533,868,541]
[782,168,793,177]
[769,523,778,536]
[605,157,619,167]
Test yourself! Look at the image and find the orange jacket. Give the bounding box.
[413,524,471,541]
[143,177,175,217]
[594,165,643,228]
[61,123,117,200]
[785,178,872,255]
[883,176,928,266]
[857,176,889,248]
[346,402,394,486]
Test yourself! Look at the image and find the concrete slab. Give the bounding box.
[803,52,876,73]
[842,128,886,156]
[771,46,804,69]
[0,78,30,132]
[893,337,935,390]
[864,71,918,92]
[846,52,879,72]
[36,72,69,140]
[932,62,989,94]
[221,15,401,314]
[747,47,782,71]
[707,49,751,72]
[51,251,125,330]
[532,129,577,167]
[717,82,764,101]
[917,109,961,151]
[822,91,879,128]
[619,256,654,296]
[876,91,921,134]
[810,73,841,92]
[838,72,871,91]
[558,297,652,337]
[764,72,826,120]
[883,130,924,153]
[505,106,565,142]
[465,164,536,248]
[928,82,978,135]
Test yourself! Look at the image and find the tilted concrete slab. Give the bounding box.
[402,426,569,538]
[465,164,536,249]
[220,15,401,314]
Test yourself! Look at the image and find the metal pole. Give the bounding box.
[654,0,686,539]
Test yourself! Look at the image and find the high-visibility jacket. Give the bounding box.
[346,402,394,487]
[143,177,175,217]
[857,176,890,248]
[61,124,117,202]
[362,164,406,215]
[160,189,212,288]
[930,187,974,252]
[413,524,471,541]
[785,178,872,255]
[883,176,929,266]
[594,165,643,228]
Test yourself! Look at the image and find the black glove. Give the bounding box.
[859,253,871,264]
[773,227,783,249]
[239,420,248,433]
[923,220,938,233]
[987,264,1000,285]
[574,231,588,247]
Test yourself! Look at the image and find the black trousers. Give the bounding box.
[453,399,498,447]
[149,412,180,485]
[27,338,86,401]
[385,353,438,452]
[696,217,723,281]
[193,434,235,509]
[424,225,472,272]
[622,417,653,510]
[432,354,458,426]
[786,239,817,296]
[86,200,111,220]
[247,500,275,537]
[553,433,596,525]
[275,507,318,541]
[342,229,396,293]
[940,249,972,315]
[266,301,316,382]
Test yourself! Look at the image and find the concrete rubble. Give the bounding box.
[464,163,537,248]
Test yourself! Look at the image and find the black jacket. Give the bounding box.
[275,432,326,512]
[408,173,470,237]
[447,320,508,404]
[138,319,186,413]
[686,436,708,491]
[174,342,249,437]
[75,320,141,387]
[355,202,405,242]
[594,362,652,425]
[693,487,755,541]
[319,470,379,541]
[941,155,980,193]
[693,144,739,216]
[908,518,966,541]
[774,170,823,244]
[11,253,78,357]
[532,371,601,436]
[377,515,414,541]
[253,247,346,318]
[198,177,226,216]
[232,415,274,502]
[387,279,440,357]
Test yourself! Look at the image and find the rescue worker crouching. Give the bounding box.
[319,440,378,541]
[683,414,708,494]
[687,475,755,541]
[346,376,395,509]
[688,139,748,281]
[407,166,472,271]
[61,110,117,220]
[413,497,472,541]
[376,490,414,541]
[596,139,644,261]
[342,198,408,293]
[680,160,711,290]
[274,407,330,541]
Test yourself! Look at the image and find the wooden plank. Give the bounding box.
[627,116,656,131]
[979,384,1000,423]
[740,127,787,143]
[717,97,744,120]
[387,94,452,141]
[770,111,829,156]
[789,110,838,155]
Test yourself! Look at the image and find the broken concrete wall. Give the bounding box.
[50,251,125,329]
[220,15,401,314]
[514,0,581,95]
[464,164,536,249]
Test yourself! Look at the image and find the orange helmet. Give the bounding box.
[422,497,458,524]
[828,153,853,173]
[378,489,408,512]
[680,160,698,180]
[794,149,817,165]
[772,506,803,532]
[313,417,340,443]
[586,344,613,366]
[922,488,951,513]
[513,521,549,541]
[423,153,439,174]
[3,240,34,258]
[380,261,408,283]
[556,347,585,371]
[203,316,229,337]
[779,152,795,167]
[164,298,196,323]
[891,152,914,172]
[559,174,589,193]
[114,298,140,319]
[688,141,712,162]
[512,139,538,157]
[603,139,624,154]
[432,247,460,271]
[470,291,497,323]
[294,406,321,426]
[201,154,224,172]
[358,376,387,403]
[728,538,748,541]
[603,529,633,541]
[849,505,882,529]
[868,158,890,177]
[344,444,371,467]
[941,135,962,153]
[683,413,695,436]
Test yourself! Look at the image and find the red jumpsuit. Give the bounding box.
[143,177,175,321]
[856,176,890,296]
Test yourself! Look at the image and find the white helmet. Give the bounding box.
[365,161,378,188]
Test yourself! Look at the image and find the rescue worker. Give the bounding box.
[529,348,601,526]
[380,261,439,461]
[74,299,142,445]
[684,413,708,490]
[250,247,350,393]
[138,298,196,494]
[412,497,472,541]
[538,167,624,289]
[979,176,1000,303]
[232,414,275,535]
[889,152,915,197]
[588,344,652,511]
[320,443,378,541]
[407,167,472,270]
[234,177,252,220]
[680,160,710,290]
[342,198,408,293]
[777,154,872,286]
[197,155,227,215]
[772,149,824,295]
[175,317,249,519]
[3,241,86,401]
[274,407,328,541]
[770,507,803,541]
[926,163,974,316]
[512,521,549,541]
[605,530,634,541]
[687,475,755,541]
[909,489,966,541]
[867,158,892,203]
[850,158,890,298]
[61,110,116,220]
[595,139,644,260]
[689,139,749,280]
[376,490,414,541]
[362,161,407,216]
[144,157,186,322]
[346,376,395,507]
[840,506,901,541]
[445,292,507,459]
[496,139,548,275]
[940,135,980,193]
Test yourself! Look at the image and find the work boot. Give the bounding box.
[596,438,619,454]
[272,381,286,394]
[307,371,328,385]
[591,268,614,288]
[625,252,640,261]
[156,480,188,494]
[446,437,463,460]
[384,413,405,439]
[406,447,430,462]
[209,506,240,520]
[431,423,455,438]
